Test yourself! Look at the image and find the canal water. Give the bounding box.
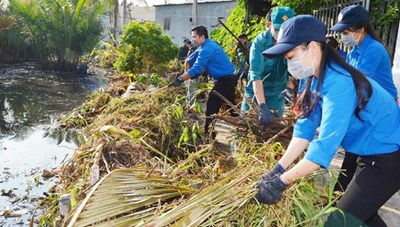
[0,63,108,226]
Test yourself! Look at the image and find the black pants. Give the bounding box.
[325,150,400,227]
[334,152,359,192]
[204,76,237,134]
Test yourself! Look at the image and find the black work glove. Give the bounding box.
[279,87,293,102]
[261,163,285,181]
[169,76,184,87]
[258,103,273,126]
[255,174,288,205]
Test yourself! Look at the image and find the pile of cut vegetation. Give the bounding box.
[39,73,337,226]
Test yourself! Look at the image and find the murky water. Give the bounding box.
[0,63,108,226]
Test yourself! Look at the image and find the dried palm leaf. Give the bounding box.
[67,168,194,226]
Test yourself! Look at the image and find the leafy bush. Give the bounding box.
[9,0,108,72]
[114,21,179,74]
[0,15,33,63]
[271,0,332,14]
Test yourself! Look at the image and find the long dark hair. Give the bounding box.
[348,21,393,62]
[296,42,372,120]
[348,21,382,44]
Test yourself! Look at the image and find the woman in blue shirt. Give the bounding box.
[256,15,400,226]
[330,5,400,193]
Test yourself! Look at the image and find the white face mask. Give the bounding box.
[287,45,315,80]
[271,27,279,40]
[342,31,360,47]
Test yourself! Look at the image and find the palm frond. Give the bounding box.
[67,168,194,226]
[141,167,256,226]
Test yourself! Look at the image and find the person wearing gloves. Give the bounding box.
[171,25,237,137]
[330,5,400,193]
[241,7,295,125]
[255,15,400,226]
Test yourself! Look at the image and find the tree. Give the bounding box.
[9,0,109,72]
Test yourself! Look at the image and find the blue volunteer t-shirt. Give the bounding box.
[294,61,400,168]
[187,39,235,80]
[346,34,398,100]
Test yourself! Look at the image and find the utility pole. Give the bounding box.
[191,0,197,26]
[122,0,127,26]
[113,0,119,38]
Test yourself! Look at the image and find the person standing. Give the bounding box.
[178,38,190,63]
[241,7,295,126]
[235,33,251,84]
[330,5,400,192]
[186,40,197,57]
[256,15,400,226]
[171,26,237,137]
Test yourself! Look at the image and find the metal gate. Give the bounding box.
[313,0,398,58]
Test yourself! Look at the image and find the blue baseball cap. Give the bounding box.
[262,15,326,58]
[330,5,370,32]
[271,7,295,30]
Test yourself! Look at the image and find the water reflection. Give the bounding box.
[0,64,107,225]
[0,67,106,137]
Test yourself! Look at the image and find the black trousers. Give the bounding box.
[325,150,400,227]
[204,76,237,134]
[334,152,359,192]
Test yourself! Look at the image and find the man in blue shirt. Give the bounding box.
[241,7,295,126]
[172,25,237,137]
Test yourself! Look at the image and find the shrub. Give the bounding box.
[114,21,179,74]
[0,15,33,63]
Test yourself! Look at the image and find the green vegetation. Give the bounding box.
[0,14,32,63]
[370,0,400,31]
[5,0,108,72]
[211,0,265,58]
[114,21,179,74]
[270,0,332,14]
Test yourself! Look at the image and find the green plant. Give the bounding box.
[370,0,400,31]
[9,0,108,72]
[128,73,167,87]
[271,0,333,14]
[114,21,179,74]
[0,15,32,63]
[211,0,265,58]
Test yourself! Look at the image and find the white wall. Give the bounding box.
[393,21,400,97]
[155,1,237,46]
